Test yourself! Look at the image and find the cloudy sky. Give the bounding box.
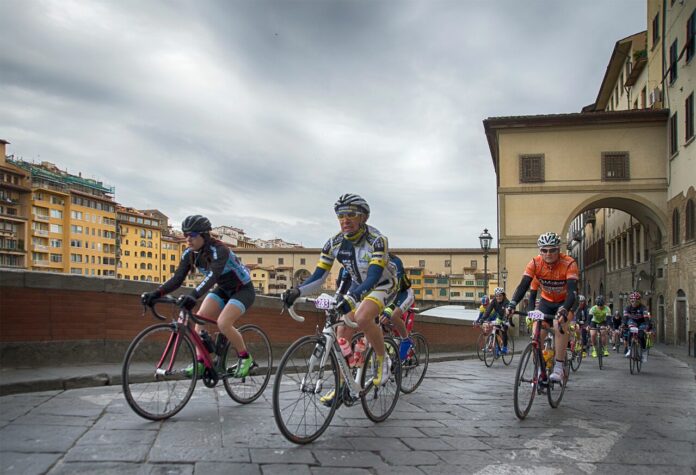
[0,1,645,248]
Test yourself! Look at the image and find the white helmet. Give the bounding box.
[494,287,505,296]
[334,193,370,216]
[537,232,561,248]
[578,294,586,302]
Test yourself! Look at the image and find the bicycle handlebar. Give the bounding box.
[141,294,210,325]
[287,297,359,329]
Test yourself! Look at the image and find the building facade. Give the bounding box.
[0,141,31,269]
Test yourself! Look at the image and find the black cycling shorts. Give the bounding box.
[208,282,256,314]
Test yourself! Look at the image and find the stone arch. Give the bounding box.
[561,193,667,249]
[293,269,311,286]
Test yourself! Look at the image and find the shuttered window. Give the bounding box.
[519,154,544,183]
[602,152,630,181]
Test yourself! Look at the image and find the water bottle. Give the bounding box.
[214,333,228,355]
[199,330,215,353]
[338,337,352,357]
[353,337,367,368]
[546,348,555,370]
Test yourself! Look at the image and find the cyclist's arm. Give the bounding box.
[509,275,533,308]
[336,269,352,295]
[350,235,389,299]
[298,266,330,296]
[158,251,193,295]
[483,301,496,319]
[561,279,577,312]
[528,289,538,312]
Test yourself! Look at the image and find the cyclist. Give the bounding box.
[623,291,651,363]
[506,232,578,383]
[478,296,490,322]
[479,287,513,354]
[382,253,414,360]
[574,295,590,357]
[141,215,256,378]
[588,296,611,358]
[610,310,623,351]
[282,193,398,393]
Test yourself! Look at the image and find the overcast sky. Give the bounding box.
[0,1,646,248]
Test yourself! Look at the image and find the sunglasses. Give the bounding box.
[184,232,201,238]
[540,247,559,254]
[337,212,363,219]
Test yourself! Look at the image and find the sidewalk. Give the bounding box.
[653,342,696,373]
[0,350,488,396]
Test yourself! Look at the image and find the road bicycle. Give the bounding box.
[475,322,494,361]
[628,325,643,375]
[122,295,272,420]
[272,293,401,444]
[374,306,428,394]
[567,322,583,372]
[590,323,609,370]
[482,320,515,368]
[513,310,570,420]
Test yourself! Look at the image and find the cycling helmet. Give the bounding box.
[494,287,505,296]
[481,296,489,305]
[182,215,212,234]
[629,291,641,301]
[537,232,561,248]
[334,193,370,216]
[578,294,586,302]
[596,296,605,306]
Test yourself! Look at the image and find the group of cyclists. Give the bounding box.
[140,194,653,409]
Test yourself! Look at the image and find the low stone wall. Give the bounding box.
[0,269,478,366]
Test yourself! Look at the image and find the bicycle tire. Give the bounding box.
[476,332,486,361]
[502,334,514,366]
[629,339,636,375]
[272,335,339,444]
[400,332,429,394]
[361,337,401,422]
[483,333,496,367]
[547,359,568,409]
[634,340,642,374]
[222,324,272,404]
[513,343,538,420]
[122,323,197,421]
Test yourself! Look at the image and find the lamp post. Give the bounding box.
[479,228,493,301]
[630,263,637,291]
[501,267,508,293]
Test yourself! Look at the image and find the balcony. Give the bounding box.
[32,213,50,222]
[32,259,50,267]
[32,229,49,237]
[32,243,50,252]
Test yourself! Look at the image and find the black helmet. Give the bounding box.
[182,215,212,234]
[596,296,605,306]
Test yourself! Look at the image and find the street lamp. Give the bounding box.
[479,228,493,301]
[501,267,508,292]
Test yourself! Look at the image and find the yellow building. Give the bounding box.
[116,207,162,282]
[160,232,186,283]
[8,158,117,276]
[0,141,31,269]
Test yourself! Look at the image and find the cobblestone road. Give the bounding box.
[1,348,694,474]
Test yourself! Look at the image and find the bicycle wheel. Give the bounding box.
[502,334,514,366]
[570,341,582,372]
[476,332,486,361]
[629,338,636,374]
[400,332,429,394]
[597,343,603,370]
[272,335,339,444]
[547,359,568,409]
[122,323,197,421]
[221,324,272,404]
[513,343,538,420]
[483,334,496,368]
[361,337,401,422]
[634,340,642,374]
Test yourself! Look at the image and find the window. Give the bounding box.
[444,259,451,267]
[71,225,83,234]
[465,292,474,298]
[687,8,696,62]
[414,289,421,295]
[300,258,306,265]
[424,278,434,284]
[70,239,81,247]
[476,280,485,286]
[71,211,83,220]
[652,12,659,48]
[672,208,681,246]
[70,268,82,275]
[439,289,447,296]
[70,254,83,263]
[465,280,475,286]
[50,239,62,248]
[425,289,433,295]
[50,253,62,263]
[519,154,544,183]
[669,39,678,84]
[686,199,695,241]
[257,257,263,264]
[50,209,62,219]
[670,113,679,156]
[278,258,284,265]
[602,152,630,180]
[451,291,460,297]
[470,260,477,269]
[686,93,694,142]
[49,224,62,234]
[418,260,425,268]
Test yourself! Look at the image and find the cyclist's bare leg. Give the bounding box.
[194,298,223,359]
[589,328,598,350]
[390,307,409,338]
[355,299,385,357]
[336,315,357,342]
[554,319,570,361]
[216,303,246,354]
[600,327,608,347]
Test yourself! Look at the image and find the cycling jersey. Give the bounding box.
[484,298,509,322]
[589,305,610,324]
[624,304,651,327]
[160,241,251,297]
[575,304,589,325]
[610,315,623,330]
[523,254,578,304]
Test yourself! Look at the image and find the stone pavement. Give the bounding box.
[0,346,695,475]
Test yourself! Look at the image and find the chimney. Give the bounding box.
[0,139,8,165]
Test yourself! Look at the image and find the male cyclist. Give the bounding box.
[623,291,651,363]
[142,215,256,378]
[506,232,578,383]
[588,296,611,358]
[382,253,415,360]
[610,310,624,351]
[282,194,398,395]
[480,288,513,354]
[574,295,590,357]
[478,296,490,322]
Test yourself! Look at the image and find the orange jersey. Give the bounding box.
[523,254,578,303]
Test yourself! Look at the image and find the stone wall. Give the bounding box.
[0,269,478,366]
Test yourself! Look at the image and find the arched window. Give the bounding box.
[140,251,146,257]
[147,252,152,258]
[672,208,680,245]
[686,199,695,241]
[140,263,146,269]
[147,263,152,270]
[141,275,146,281]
